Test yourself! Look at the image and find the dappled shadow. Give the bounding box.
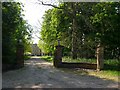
[2,56,119,88]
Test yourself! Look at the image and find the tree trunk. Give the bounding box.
[71,3,78,59]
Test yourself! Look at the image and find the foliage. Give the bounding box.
[91,2,120,59]
[24,55,31,60]
[62,56,96,63]
[91,2,120,45]
[38,39,54,54]
[2,2,32,64]
[39,56,53,62]
[40,2,120,59]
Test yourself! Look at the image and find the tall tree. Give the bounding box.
[91,2,120,60]
[2,2,32,64]
[40,2,120,61]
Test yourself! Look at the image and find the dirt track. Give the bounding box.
[2,56,119,88]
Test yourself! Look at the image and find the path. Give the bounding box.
[2,56,119,88]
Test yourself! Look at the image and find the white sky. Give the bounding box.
[19,0,53,44]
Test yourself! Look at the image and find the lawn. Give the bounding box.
[40,55,53,62]
[24,55,31,60]
[39,55,119,82]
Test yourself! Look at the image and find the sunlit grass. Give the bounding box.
[62,56,96,63]
[24,55,31,60]
[40,55,53,62]
[88,70,119,82]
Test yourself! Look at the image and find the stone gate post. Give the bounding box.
[54,45,64,67]
[96,44,104,71]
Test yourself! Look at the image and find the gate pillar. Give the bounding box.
[54,45,64,67]
[96,44,104,71]
[16,40,24,68]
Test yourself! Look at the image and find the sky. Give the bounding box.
[19,0,53,44]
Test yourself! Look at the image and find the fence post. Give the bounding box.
[54,45,64,67]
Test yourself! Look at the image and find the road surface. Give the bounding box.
[2,56,119,88]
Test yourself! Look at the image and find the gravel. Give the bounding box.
[2,56,119,88]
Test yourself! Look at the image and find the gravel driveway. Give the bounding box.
[2,56,119,88]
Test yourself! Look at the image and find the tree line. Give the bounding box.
[2,2,32,65]
[39,2,120,60]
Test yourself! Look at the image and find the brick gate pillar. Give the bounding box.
[16,41,24,68]
[54,45,64,67]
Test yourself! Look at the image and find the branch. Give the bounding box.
[37,0,72,15]
[32,34,43,41]
[38,0,63,9]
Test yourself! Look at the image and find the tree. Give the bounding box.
[91,2,120,60]
[40,2,120,61]
[2,2,32,64]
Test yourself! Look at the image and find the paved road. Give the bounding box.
[2,56,119,88]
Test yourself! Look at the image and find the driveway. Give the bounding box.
[2,56,119,88]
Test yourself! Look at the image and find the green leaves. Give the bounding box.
[2,2,33,64]
[39,2,120,59]
[91,2,120,46]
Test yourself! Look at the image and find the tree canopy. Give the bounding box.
[2,2,33,64]
[39,2,120,60]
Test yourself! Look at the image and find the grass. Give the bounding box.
[88,70,119,82]
[24,55,31,60]
[39,55,119,82]
[39,55,53,62]
[62,56,96,63]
